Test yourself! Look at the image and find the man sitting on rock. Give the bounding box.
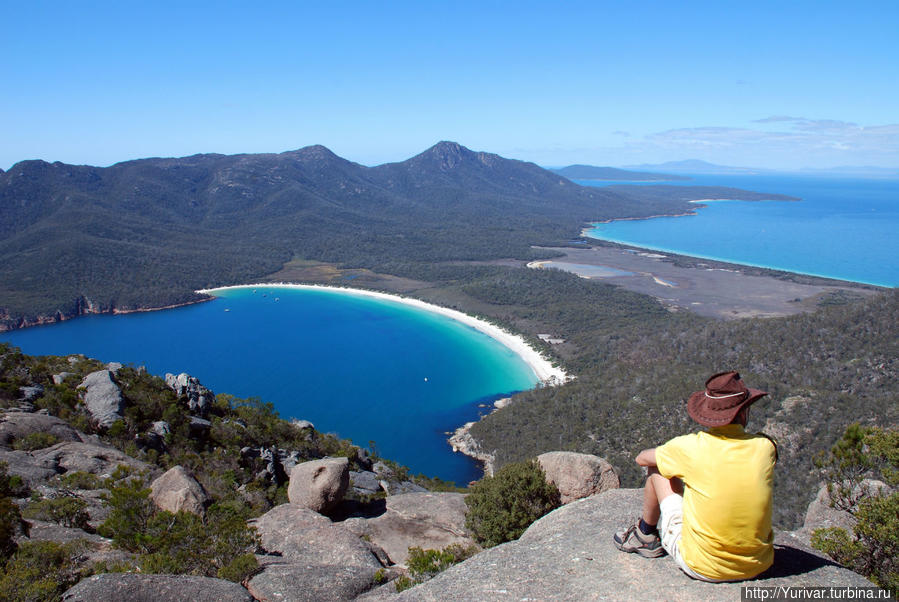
[613,371,777,582]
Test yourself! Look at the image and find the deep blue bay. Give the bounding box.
[582,174,898,287]
[2,286,540,484]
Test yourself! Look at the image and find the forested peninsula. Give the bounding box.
[1,141,894,533]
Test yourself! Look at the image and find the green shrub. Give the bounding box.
[99,476,260,578]
[97,477,155,551]
[406,544,477,578]
[12,432,60,451]
[394,574,414,592]
[465,460,560,548]
[0,462,26,559]
[216,553,259,583]
[811,425,898,591]
[22,496,91,530]
[0,496,22,559]
[0,540,90,602]
[58,471,102,490]
[372,567,388,585]
[393,543,478,592]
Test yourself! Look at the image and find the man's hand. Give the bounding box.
[635,448,657,467]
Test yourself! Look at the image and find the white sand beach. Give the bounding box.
[197,283,570,386]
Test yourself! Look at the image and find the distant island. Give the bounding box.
[624,159,769,175]
[550,164,689,181]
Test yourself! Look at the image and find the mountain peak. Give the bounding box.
[285,145,341,161]
[407,141,497,172]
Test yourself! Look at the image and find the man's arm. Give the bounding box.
[635,448,657,467]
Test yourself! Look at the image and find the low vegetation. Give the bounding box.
[465,459,561,548]
[393,544,479,592]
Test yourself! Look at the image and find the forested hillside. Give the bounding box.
[462,271,898,528]
[1,142,792,330]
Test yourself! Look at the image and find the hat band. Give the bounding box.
[704,391,745,399]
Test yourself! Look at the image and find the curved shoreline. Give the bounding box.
[197,282,570,386]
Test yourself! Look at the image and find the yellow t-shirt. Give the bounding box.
[655,424,775,580]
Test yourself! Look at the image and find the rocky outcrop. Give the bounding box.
[19,384,45,403]
[350,470,383,495]
[78,370,124,428]
[247,504,384,601]
[537,451,620,504]
[288,457,350,513]
[52,372,76,385]
[0,440,152,486]
[63,573,254,602]
[149,465,208,515]
[248,564,382,602]
[343,492,477,566]
[165,372,215,416]
[0,412,86,448]
[251,504,383,568]
[794,480,891,546]
[389,488,875,601]
[448,421,494,477]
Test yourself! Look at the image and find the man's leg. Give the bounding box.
[613,468,682,557]
[642,467,683,526]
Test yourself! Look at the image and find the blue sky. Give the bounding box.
[2,1,897,170]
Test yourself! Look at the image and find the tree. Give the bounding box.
[811,424,898,590]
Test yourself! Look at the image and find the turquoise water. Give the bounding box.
[582,175,898,287]
[1,286,539,484]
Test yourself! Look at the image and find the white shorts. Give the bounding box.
[658,494,724,582]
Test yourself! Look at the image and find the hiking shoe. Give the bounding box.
[613,520,665,558]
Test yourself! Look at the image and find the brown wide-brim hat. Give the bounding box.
[687,371,767,427]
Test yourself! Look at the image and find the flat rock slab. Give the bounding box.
[0,411,86,447]
[63,573,254,602]
[251,504,382,569]
[19,519,111,546]
[343,492,476,566]
[34,441,151,476]
[393,488,874,601]
[247,561,380,602]
[0,440,151,485]
[79,370,124,428]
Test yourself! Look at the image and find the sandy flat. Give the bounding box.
[531,246,880,319]
[197,283,570,386]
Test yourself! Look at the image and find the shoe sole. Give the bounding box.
[613,540,665,558]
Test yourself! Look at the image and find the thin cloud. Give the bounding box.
[753,115,805,123]
[636,119,899,167]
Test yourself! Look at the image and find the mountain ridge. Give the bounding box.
[1,142,723,330]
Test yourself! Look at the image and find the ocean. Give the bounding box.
[581,174,898,288]
[1,286,538,484]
